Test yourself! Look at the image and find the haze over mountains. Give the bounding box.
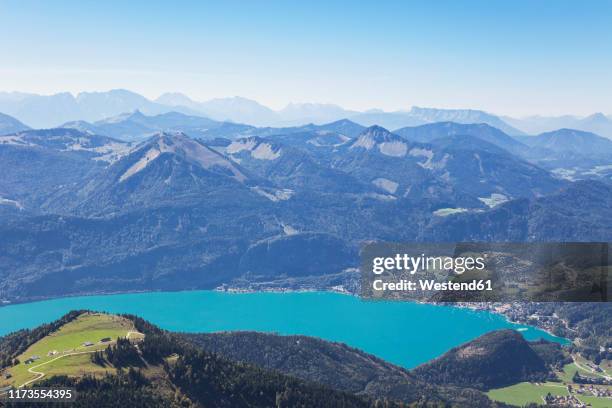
[504,112,612,138]
[1,87,612,300]
[2,89,612,137]
[0,95,611,408]
[1,109,611,301]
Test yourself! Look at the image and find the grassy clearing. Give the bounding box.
[1,312,133,387]
[558,362,599,383]
[576,394,612,408]
[486,382,568,406]
[42,353,113,378]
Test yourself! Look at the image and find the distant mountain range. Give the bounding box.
[517,128,612,170]
[3,89,610,137]
[62,110,225,141]
[157,92,527,134]
[504,112,612,138]
[395,122,527,155]
[2,118,611,301]
[0,90,193,128]
[58,111,368,144]
[520,128,612,153]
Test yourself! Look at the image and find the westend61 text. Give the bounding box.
[372,279,493,292]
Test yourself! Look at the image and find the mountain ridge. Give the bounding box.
[0,112,30,135]
[186,330,496,406]
[1,89,533,132]
[505,112,612,138]
[412,330,554,390]
[0,311,415,408]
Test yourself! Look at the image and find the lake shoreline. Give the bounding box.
[214,285,571,345]
[0,289,567,369]
[0,287,570,346]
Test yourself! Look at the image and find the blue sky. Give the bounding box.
[1,0,611,116]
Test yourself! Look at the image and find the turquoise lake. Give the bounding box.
[0,291,568,368]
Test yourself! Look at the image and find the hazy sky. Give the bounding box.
[1,0,611,116]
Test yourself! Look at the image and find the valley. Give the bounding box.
[0,96,611,407]
[2,1,611,405]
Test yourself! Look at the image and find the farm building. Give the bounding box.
[24,355,40,364]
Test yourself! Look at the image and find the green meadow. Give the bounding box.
[1,312,133,387]
[486,381,569,406]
